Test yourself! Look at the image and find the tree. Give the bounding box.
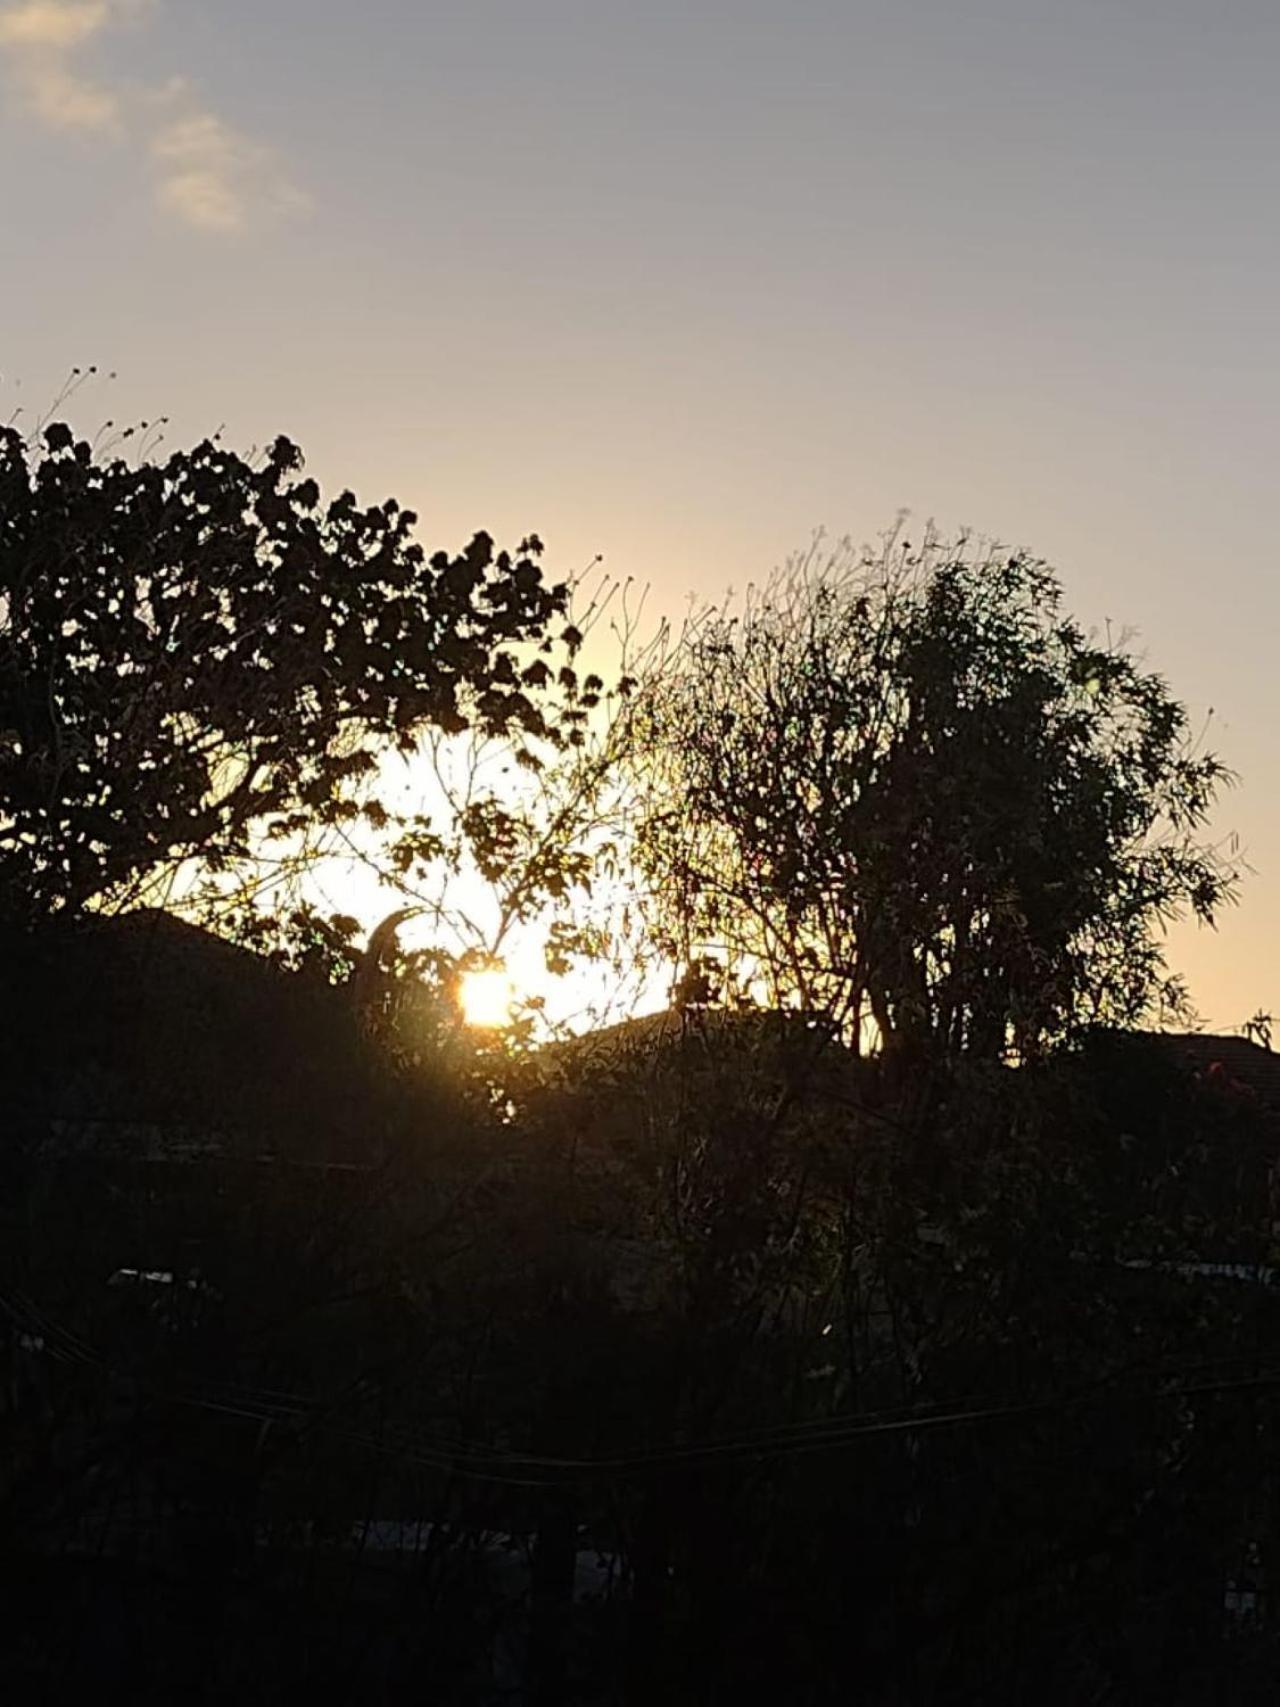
[198,562,659,1053]
[632,525,1237,1060]
[0,421,568,923]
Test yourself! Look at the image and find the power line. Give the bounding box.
[9,1285,1280,1489]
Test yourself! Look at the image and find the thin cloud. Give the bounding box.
[0,2,110,51]
[0,0,119,131]
[150,102,311,234]
[0,0,308,230]
[18,54,118,128]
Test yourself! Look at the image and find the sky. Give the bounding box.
[2,0,1277,1029]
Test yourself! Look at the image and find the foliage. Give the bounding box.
[4,434,1273,1701]
[174,563,663,1053]
[8,895,1279,1703]
[518,1020,1280,1701]
[0,420,568,923]
[633,525,1237,1060]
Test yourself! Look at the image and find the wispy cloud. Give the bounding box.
[149,99,310,234]
[0,0,308,231]
[0,1,121,131]
[0,1,112,51]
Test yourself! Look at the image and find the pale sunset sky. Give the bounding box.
[2,0,1276,1029]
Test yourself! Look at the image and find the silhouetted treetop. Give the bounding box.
[0,423,566,921]
[633,527,1238,1060]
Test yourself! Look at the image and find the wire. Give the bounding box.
[9,1283,1280,1489]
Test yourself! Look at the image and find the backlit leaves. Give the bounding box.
[0,423,567,922]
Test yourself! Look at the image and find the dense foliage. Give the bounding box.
[0,422,566,923]
[3,469,1273,1703]
[633,528,1237,1059]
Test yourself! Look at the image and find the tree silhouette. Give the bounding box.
[0,422,566,923]
[633,526,1237,1059]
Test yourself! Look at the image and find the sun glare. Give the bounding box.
[459,966,515,1029]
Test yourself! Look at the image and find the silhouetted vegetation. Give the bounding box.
[0,422,566,923]
[632,527,1237,1056]
[3,427,1277,1704]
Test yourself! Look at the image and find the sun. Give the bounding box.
[459,966,515,1029]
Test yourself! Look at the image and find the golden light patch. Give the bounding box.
[459,966,515,1029]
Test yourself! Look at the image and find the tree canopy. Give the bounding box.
[633,527,1237,1059]
[3,452,1273,1702]
[0,422,566,924]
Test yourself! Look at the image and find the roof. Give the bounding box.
[1152,1033,1280,1108]
[0,909,393,1163]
